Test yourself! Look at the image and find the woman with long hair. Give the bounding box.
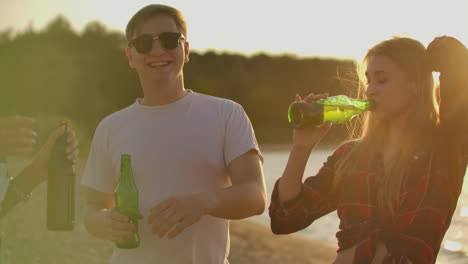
[269,36,468,263]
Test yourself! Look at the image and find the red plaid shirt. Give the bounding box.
[269,40,468,264]
[270,139,467,263]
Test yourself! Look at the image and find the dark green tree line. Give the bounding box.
[0,16,360,147]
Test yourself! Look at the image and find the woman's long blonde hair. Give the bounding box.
[333,37,439,218]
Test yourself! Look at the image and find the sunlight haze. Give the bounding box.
[1,0,466,59]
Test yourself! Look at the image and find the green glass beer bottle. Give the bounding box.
[115,154,140,249]
[288,95,373,128]
[47,120,75,231]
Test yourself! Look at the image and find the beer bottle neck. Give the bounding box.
[119,155,135,184]
[352,98,375,111]
[316,95,371,110]
[351,99,372,110]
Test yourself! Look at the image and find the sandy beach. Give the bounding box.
[1,162,336,264]
[230,220,336,264]
[2,203,336,264]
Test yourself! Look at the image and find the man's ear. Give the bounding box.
[184,41,190,63]
[125,48,136,69]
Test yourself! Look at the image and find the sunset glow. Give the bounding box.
[1,0,467,59]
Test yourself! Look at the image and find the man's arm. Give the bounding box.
[147,150,266,239]
[209,149,266,219]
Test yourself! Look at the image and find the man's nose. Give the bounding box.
[150,39,165,54]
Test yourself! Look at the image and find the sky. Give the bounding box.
[1,0,467,60]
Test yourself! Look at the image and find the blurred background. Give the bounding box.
[0,0,467,263]
[1,0,467,146]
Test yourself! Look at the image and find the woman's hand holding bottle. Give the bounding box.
[278,93,333,203]
[292,93,333,151]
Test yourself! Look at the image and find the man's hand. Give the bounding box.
[85,189,142,243]
[147,193,217,239]
[0,115,37,157]
[86,208,141,243]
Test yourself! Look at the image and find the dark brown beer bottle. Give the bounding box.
[47,120,75,231]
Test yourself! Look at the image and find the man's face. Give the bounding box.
[126,14,189,83]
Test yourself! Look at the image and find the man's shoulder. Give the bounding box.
[192,92,241,109]
[96,104,136,131]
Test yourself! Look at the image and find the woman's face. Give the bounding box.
[365,55,416,122]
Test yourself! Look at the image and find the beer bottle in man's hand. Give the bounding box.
[115,154,140,249]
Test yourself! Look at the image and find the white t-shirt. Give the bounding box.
[82,91,262,264]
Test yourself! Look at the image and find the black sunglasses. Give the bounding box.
[128,32,185,54]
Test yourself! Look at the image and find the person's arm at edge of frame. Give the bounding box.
[0,162,46,217]
[0,125,79,217]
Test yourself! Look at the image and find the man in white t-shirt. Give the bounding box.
[82,4,267,264]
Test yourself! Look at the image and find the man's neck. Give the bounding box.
[140,77,188,106]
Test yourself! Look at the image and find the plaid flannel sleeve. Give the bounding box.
[269,142,351,235]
